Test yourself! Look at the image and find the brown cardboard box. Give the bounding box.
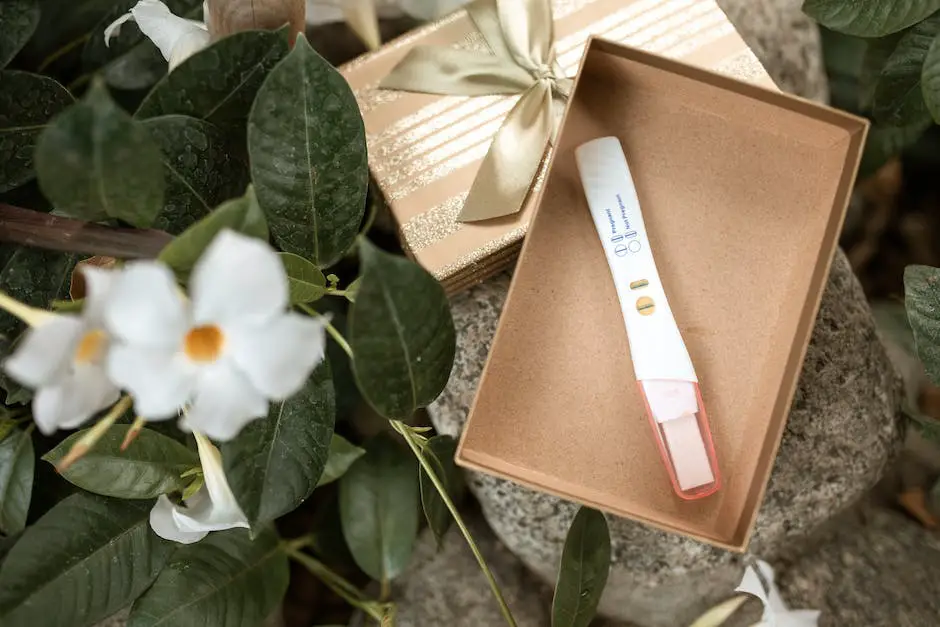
[455,38,868,550]
[341,0,776,293]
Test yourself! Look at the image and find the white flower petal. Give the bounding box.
[57,365,121,430]
[149,495,207,544]
[79,265,117,325]
[181,362,268,441]
[174,433,249,530]
[171,487,249,532]
[107,345,195,419]
[228,313,326,399]
[104,261,188,348]
[167,27,210,70]
[190,230,288,326]
[736,561,820,627]
[4,316,83,388]
[103,13,134,46]
[129,0,208,62]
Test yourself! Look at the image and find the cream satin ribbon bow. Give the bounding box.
[381,0,572,222]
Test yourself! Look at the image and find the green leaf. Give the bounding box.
[859,119,930,176]
[43,426,198,499]
[860,34,905,110]
[222,360,335,528]
[0,248,76,404]
[0,71,73,193]
[279,252,327,304]
[19,0,119,67]
[922,31,940,122]
[158,187,269,279]
[349,240,456,419]
[803,0,940,37]
[316,433,365,487]
[339,434,419,582]
[344,276,361,303]
[905,264,940,384]
[0,493,173,627]
[871,14,940,126]
[127,527,289,627]
[0,0,39,69]
[248,34,367,268]
[136,29,289,127]
[35,78,165,227]
[0,427,33,535]
[82,0,204,91]
[143,115,249,234]
[0,418,17,442]
[419,435,463,547]
[551,507,611,627]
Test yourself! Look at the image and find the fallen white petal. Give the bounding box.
[110,0,209,62]
[735,560,820,627]
[149,495,208,544]
[167,26,210,70]
[227,313,327,399]
[103,13,135,46]
[107,344,195,420]
[104,261,188,348]
[190,230,288,326]
[4,316,84,388]
[181,361,268,441]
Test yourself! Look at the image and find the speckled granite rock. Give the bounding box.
[428,250,904,626]
[717,0,829,103]
[778,505,940,626]
[390,513,553,627]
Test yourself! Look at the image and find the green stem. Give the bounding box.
[37,33,91,73]
[298,303,353,358]
[285,546,388,622]
[361,199,378,236]
[391,421,518,627]
[67,73,92,92]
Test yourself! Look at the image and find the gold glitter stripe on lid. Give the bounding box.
[400,193,468,251]
[428,226,528,281]
[386,140,491,201]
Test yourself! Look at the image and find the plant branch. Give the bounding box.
[390,420,518,627]
[285,546,392,622]
[298,303,353,358]
[0,204,173,259]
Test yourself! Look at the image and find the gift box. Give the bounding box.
[340,0,775,292]
[454,38,868,549]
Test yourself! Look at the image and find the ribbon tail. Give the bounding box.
[467,0,515,62]
[341,0,381,50]
[458,82,553,222]
[381,46,533,96]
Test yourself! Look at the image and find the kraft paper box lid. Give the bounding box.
[340,0,776,293]
[455,38,868,551]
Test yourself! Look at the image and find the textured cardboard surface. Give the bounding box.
[456,39,868,550]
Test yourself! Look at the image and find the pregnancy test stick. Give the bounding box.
[575,136,720,500]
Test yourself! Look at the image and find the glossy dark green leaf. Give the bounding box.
[419,435,463,547]
[0,494,173,627]
[35,79,165,227]
[0,0,38,69]
[136,29,289,127]
[82,0,203,91]
[922,31,940,122]
[43,426,198,499]
[158,187,269,279]
[127,527,289,627]
[20,0,118,66]
[279,252,327,304]
[222,360,335,527]
[0,71,73,193]
[143,115,248,234]
[905,264,940,384]
[803,0,940,37]
[0,248,76,404]
[859,119,930,177]
[871,14,940,126]
[339,435,419,582]
[248,34,367,267]
[316,433,365,487]
[860,34,904,110]
[349,240,456,419]
[551,507,611,627]
[0,427,33,535]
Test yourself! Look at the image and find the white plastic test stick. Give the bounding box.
[575,136,720,499]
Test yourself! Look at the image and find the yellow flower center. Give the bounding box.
[184,325,225,362]
[74,329,108,364]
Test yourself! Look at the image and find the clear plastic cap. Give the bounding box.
[638,379,720,499]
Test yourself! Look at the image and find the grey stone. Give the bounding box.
[717,0,829,103]
[391,512,553,627]
[428,250,904,626]
[778,504,940,627]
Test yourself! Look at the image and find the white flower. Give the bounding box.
[105,0,210,71]
[149,431,248,544]
[3,267,121,435]
[103,230,327,441]
[736,560,820,627]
